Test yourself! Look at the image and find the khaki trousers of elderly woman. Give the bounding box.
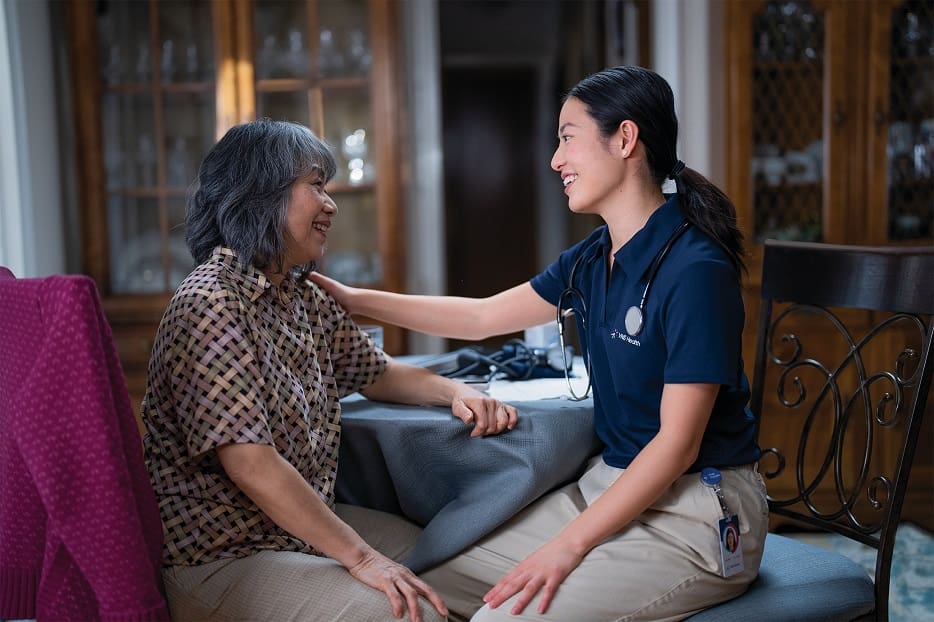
[423,456,769,622]
[162,504,445,622]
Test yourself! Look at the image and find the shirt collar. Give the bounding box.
[212,246,273,302]
[614,194,686,280]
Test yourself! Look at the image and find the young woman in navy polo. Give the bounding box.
[312,66,769,621]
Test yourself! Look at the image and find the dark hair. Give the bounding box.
[186,118,337,276]
[567,66,746,275]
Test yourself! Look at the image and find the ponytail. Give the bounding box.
[671,165,746,277]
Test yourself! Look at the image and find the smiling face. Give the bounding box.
[550,97,628,216]
[281,168,337,271]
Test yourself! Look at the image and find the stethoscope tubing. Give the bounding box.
[556,220,691,400]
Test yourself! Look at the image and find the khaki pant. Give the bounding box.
[163,504,446,622]
[423,457,769,622]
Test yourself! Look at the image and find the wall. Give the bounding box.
[651,0,726,187]
[402,0,446,354]
[0,0,66,278]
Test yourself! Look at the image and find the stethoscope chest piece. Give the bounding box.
[624,305,644,336]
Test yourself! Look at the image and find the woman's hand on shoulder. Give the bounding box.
[308,271,358,313]
[348,549,448,622]
[450,384,518,437]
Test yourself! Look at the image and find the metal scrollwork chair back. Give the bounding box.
[752,240,934,619]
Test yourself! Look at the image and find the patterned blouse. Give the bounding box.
[141,247,388,566]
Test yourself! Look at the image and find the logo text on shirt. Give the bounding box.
[610,328,641,347]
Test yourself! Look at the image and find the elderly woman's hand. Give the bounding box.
[348,550,448,622]
[450,384,518,437]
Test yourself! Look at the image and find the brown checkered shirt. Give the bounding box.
[141,247,388,566]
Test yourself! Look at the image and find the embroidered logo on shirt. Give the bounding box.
[610,328,641,347]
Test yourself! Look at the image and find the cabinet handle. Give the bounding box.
[832,105,846,127]
[874,106,887,129]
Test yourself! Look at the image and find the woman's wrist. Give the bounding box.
[554,525,595,559]
[338,541,376,572]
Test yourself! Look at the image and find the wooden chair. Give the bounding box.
[689,241,934,622]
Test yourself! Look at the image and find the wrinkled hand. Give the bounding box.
[309,271,358,313]
[451,385,518,437]
[483,538,584,615]
[348,550,448,622]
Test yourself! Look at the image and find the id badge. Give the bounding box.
[718,514,744,577]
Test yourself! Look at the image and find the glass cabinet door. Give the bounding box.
[93,0,224,294]
[239,0,385,286]
[747,0,827,243]
[868,0,934,244]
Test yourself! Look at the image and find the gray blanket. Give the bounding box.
[336,395,600,573]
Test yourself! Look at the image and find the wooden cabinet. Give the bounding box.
[725,0,933,528]
[64,0,405,411]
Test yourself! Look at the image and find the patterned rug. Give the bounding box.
[785,522,934,621]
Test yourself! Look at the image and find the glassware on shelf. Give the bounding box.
[919,119,934,180]
[318,29,346,78]
[328,131,348,183]
[779,1,799,62]
[161,39,175,83]
[757,29,774,62]
[284,28,309,77]
[136,40,151,83]
[368,251,382,283]
[799,5,818,61]
[167,136,190,187]
[327,250,367,283]
[184,42,200,81]
[103,43,125,83]
[756,1,822,64]
[326,250,380,285]
[889,121,916,184]
[904,11,923,58]
[341,128,372,185]
[257,34,279,80]
[104,136,123,191]
[346,28,371,75]
[138,134,156,187]
[783,149,820,184]
[752,144,785,186]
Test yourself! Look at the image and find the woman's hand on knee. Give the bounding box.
[349,551,448,621]
[483,539,584,615]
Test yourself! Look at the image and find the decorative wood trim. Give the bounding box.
[370,0,402,296]
[822,0,850,245]
[866,1,896,246]
[724,1,762,284]
[233,0,256,122]
[843,1,871,245]
[214,0,239,137]
[65,0,109,291]
[369,0,404,352]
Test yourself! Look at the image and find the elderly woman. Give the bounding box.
[141,119,517,622]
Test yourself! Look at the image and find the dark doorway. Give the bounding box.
[442,66,538,301]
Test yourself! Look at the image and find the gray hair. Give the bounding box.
[186,119,337,276]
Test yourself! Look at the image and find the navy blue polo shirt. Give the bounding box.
[530,196,759,471]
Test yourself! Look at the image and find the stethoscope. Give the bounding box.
[556,220,691,400]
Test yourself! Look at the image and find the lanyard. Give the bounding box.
[701,467,732,518]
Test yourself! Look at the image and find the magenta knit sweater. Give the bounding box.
[0,268,169,621]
